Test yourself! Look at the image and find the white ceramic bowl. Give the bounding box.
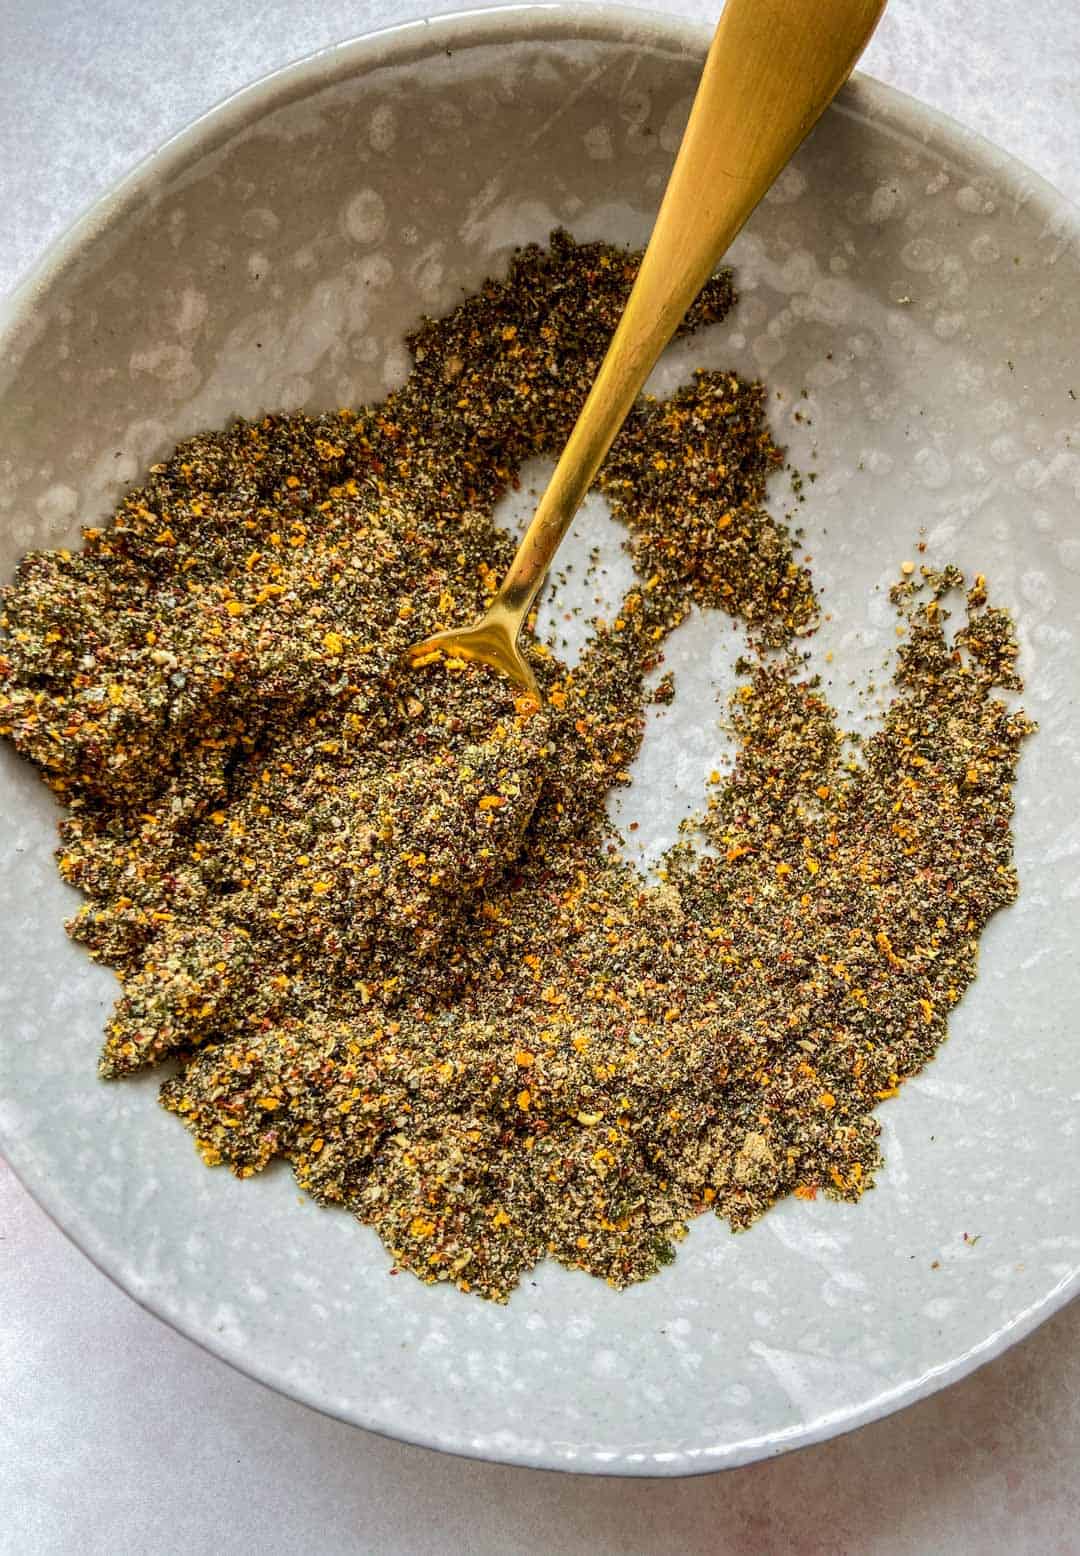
[1,5,1078,1474]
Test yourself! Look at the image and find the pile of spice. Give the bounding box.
[0,233,1033,1300]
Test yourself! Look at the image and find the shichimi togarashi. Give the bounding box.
[0,233,1034,1299]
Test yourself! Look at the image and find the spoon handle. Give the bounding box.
[495,0,886,626]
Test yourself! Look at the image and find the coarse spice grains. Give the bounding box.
[0,234,1034,1300]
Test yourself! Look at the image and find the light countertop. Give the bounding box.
[2,3,1078,1551]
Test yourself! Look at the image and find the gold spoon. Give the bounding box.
[409,0,886,700]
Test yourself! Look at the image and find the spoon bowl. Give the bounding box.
[409,601,542,701]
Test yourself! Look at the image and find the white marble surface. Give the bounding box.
[2,0,1079,1550]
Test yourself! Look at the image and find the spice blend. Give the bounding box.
[0,234,1032,1300]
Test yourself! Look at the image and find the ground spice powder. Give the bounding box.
[0,234,1033,1300]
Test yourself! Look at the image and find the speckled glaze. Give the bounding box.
[1,5,1078,1475]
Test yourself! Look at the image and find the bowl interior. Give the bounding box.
[1,5,1079,1473]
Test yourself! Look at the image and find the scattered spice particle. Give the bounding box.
[0,232,1033,1301]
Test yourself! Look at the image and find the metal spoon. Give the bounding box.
[409,0,886,700]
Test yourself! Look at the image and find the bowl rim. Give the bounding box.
[2,0,1079,1476]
